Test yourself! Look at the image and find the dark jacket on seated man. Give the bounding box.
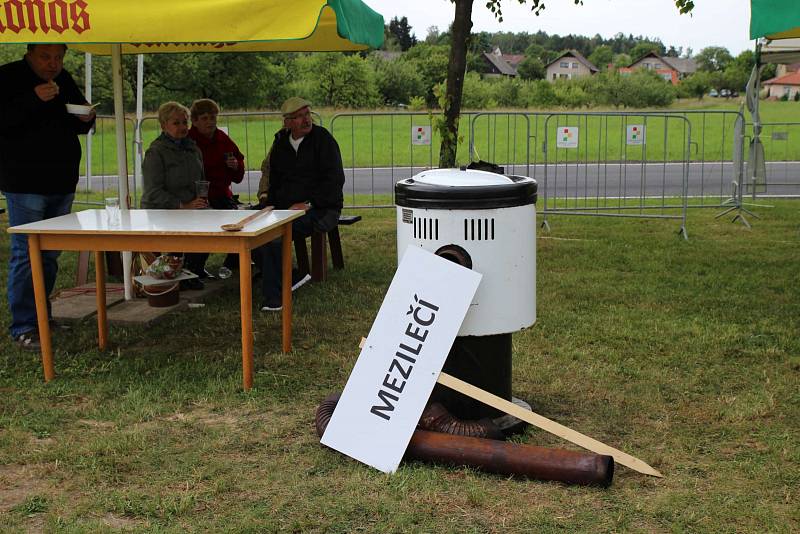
[257,98,345,311]
[266,123,344,213]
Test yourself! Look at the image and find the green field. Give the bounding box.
[1,202,798,532]
[80,100,800,178]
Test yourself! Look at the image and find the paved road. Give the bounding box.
[78,161,800,201]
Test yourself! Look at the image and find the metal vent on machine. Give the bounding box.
[463,218,495,241]
[413,216,439,240]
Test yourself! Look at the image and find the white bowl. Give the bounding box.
[66,103,93,115]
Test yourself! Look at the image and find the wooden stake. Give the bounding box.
[436,372,663,478]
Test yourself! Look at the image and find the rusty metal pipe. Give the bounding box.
[407,429,613,487]
[315,393,614,487]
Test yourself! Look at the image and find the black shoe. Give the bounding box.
[180,278,205,291]
[260,297,283,312]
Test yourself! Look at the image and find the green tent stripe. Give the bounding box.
[750,0,800,39]
[329,0,384,49]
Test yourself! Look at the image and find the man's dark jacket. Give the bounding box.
[0,57,94,194]
[266,124,345,211]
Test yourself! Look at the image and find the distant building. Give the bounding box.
[616,52,697,85]
[482,47,521,78]
[544,50,598,82]
[762,71,800,99]
[776,62,800,77]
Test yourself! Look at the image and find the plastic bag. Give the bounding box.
[145,254,184,279]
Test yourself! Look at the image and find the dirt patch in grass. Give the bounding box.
[77,419,116,429]
[101,512,148,529]
[23,514,45,533]
[165,408,240,428]
[0,464,52,513]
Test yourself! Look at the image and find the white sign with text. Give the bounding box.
[321,246,482,473]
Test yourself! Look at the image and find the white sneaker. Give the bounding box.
[260,297,283,312]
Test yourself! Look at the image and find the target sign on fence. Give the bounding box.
[411,125,431,145]
[627,125,645,145]
[556,126,579,148]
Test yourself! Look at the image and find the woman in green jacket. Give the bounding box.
[141,101,207,289]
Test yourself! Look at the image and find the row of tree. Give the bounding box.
[0,29,774,116]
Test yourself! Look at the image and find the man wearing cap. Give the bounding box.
[257,96,345,311]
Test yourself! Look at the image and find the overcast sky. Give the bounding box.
[379,0,754,56]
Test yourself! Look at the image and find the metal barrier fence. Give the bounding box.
[469,112,537,180]
[540,112,690,238]
[469,110,747,205]
[675,110,745,207]
[329,111,478,208]
[743,122,800,199]
[69,110,798,220]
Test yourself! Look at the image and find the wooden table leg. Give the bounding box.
[28,235,54,382]
[281,224,293,353]
[239,242,254,390]
[94,251,108,350]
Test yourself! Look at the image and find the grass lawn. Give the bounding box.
[0,201,798,532]
[81,100,800,178]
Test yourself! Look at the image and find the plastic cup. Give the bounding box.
[105,197,121,226]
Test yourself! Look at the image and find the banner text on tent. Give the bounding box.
[0,0,90,35]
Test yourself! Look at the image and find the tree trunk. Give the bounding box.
[438,0,474,168]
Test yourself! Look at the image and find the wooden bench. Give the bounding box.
[294,214,361,282]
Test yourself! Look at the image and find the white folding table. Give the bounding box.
[8,208,303,390]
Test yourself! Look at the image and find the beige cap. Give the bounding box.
[280,96,312,117]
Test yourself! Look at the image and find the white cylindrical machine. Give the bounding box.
[395,168,538,425]
[395,168,537,336]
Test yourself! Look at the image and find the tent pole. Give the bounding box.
[84,53,93,197]
[112,44,134,300]
[134,54,144,196]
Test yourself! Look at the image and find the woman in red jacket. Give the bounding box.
[188,99,245,278]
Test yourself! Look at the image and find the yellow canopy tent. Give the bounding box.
[0,0,383,52]
[1,0,383,297]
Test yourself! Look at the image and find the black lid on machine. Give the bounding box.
[395,168,537,209]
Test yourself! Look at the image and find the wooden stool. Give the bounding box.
[294,215,361,282]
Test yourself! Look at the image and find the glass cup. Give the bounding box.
[195,180,210,201]
[104,197,121,226]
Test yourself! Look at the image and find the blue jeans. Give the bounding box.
[4,192,74,338]
[258,208,339,301]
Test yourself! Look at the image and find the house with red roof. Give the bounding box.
[762,71,800,100]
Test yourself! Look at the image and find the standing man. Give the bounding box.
[258,97,345,311]
[0,44,96,350]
